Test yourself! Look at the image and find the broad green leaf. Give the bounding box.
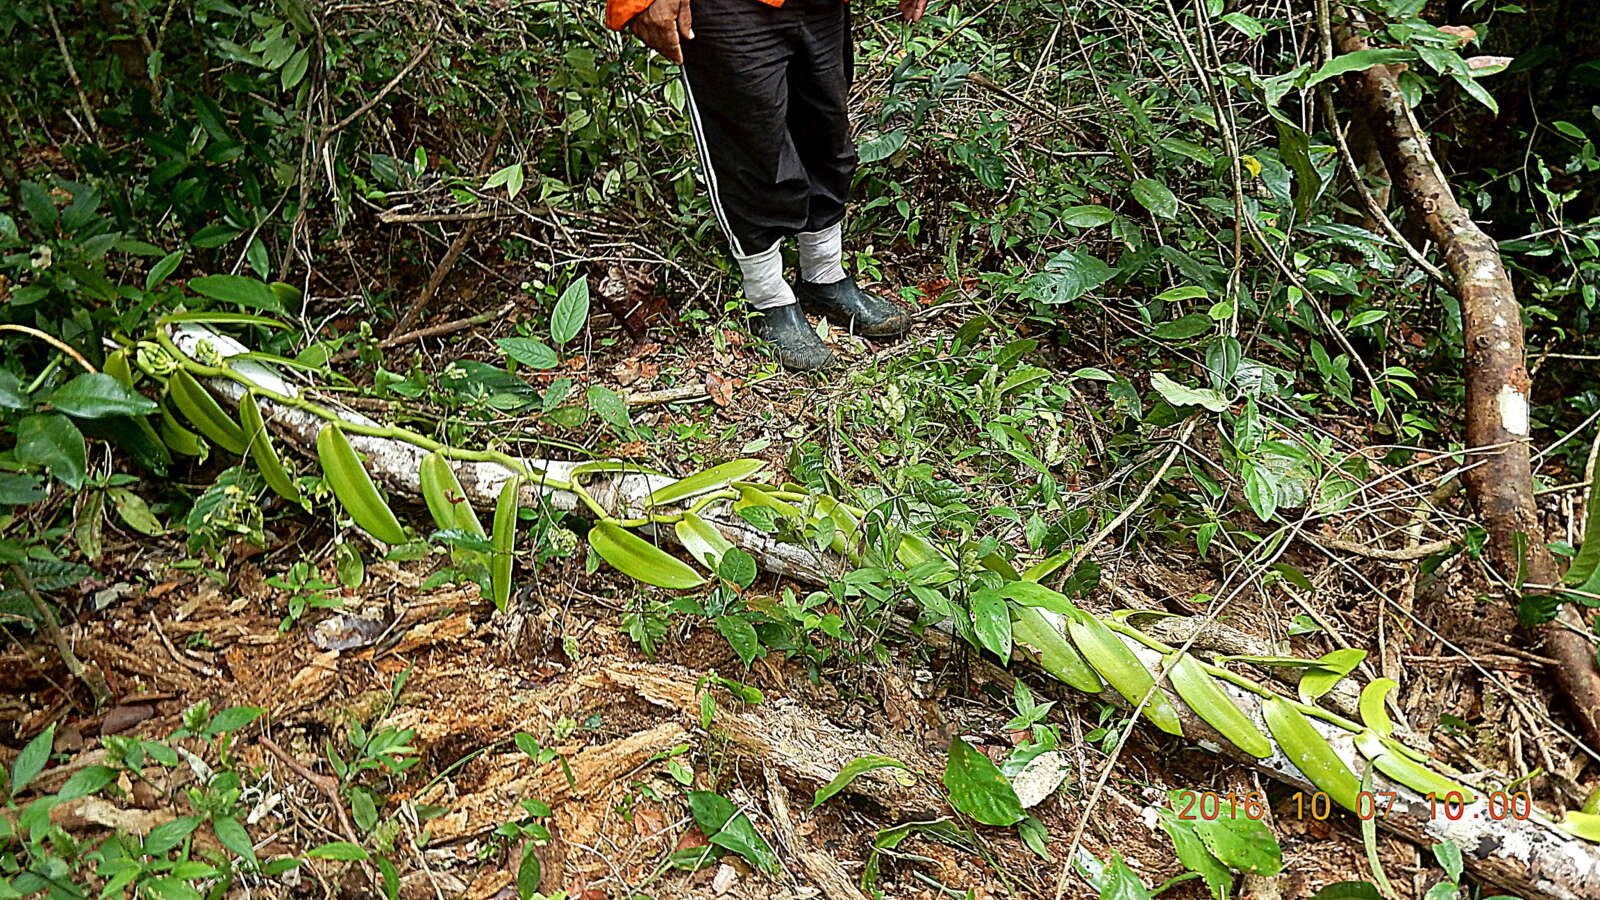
[551,278,590,346]
[1193,810,1283,875]
[188,274,283,313]
[57,765,116,800]
[714,615,760,667]
[589,521,704,589]
[147,249,184,290]
[586,384,630,431]
[281,47,310,90]
[1025,248,1115,305]
[1298,649,1367,701]
[1352,731,1477,802]
[141,878,203,900]
[1130,177,1180,219]
[857,129,908,164]
[1150,373,1229,413]
[675,512,735,568]
[157,310,290,329]
[1158,813,1231,900]
[145,816,203,856]
[14,414,86,489]
[517,843,542,899]
[649,459,765,507]
[47,373,157,419]
[0,371,27,409]
[972,590,1013,660]
[1561,810,1600,841]
[943,738,1025,826]
[812,756,912,808]
[1060,204,1115,227]
[1151,314,1213,340]
[212,816,257,864]
[10,725,54,796]
[1304,49,1419,88]
[207,706,264,734]
[498,337,559,369]
[686,791,779,873]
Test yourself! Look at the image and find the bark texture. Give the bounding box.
[173,322,1600,900]
[1336,21,1600,750]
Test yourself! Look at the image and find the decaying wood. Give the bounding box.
[179,327,1600,899]
[1334,16,1600,753]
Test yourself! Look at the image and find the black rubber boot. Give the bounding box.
[751,302,835,372]
[794,277,912,338]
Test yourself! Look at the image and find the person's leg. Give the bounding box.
[786,0,910,338]
[680,0,834,369]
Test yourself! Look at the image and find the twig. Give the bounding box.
[323,40,435,135]
[8,563,111,708]
[385,120,506,339]
[1316,536,1456,561]
[625,385,710,406]
[0,325,97,373]
[377,209,502,225]
[259,736,364,848]
[331,300,515,364]
[43,4,99,136]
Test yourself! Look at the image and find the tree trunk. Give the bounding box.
[1335,18,1600,751]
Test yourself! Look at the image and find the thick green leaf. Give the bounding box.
[1068,614,1183,735]
[943,738,1024,826]
[1358,678,1398,736]
[1166,653,1272,758]
[1560,810,1600,841]
[188,274,283,313]
[1298,649,1367,702]
[147,250,184,290]
[1131,177,1180,218]
[10,725,54,796]
[1151,314,1213,341]
[517,843,542,899]
[649,459,766,506]
[46,373,157,419]
[1261,698,1360,812]
[675,512,735,568]
[1025,248,1115,305]
[551,278,590,346]
[1352,731,1477,802]
[1308,883,1382,900]
[145,816,203,856]
[812,756,912,808]
[1010,605,1103,693]
[589,521,704,589]
[14,414,86,489]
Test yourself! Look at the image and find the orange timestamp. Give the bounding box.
[1173,789,1535,822]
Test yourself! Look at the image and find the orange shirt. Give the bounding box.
[605,0,786,31]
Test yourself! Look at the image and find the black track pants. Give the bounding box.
[680,0,856,259]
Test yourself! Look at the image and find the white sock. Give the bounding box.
[797,221,847,284]
[735,241,796,310]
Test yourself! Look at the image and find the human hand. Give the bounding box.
[629,0,694,64]
[899,0,928,22]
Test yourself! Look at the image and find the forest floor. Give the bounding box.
[11,285,1544,899]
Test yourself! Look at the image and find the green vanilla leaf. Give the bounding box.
[1167,653,1272,758]
[1067,614,1183,735]
[813,756,913,808]
[1298,649,1367,702]
[1010,606,1104,693]
[943,737,1025,826]
[1261,698,1360,812]
[649,459,766,506]
[589,521,704,589]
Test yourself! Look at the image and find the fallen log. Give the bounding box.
[172,326,1600,899]
[1333,14,1600,753]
